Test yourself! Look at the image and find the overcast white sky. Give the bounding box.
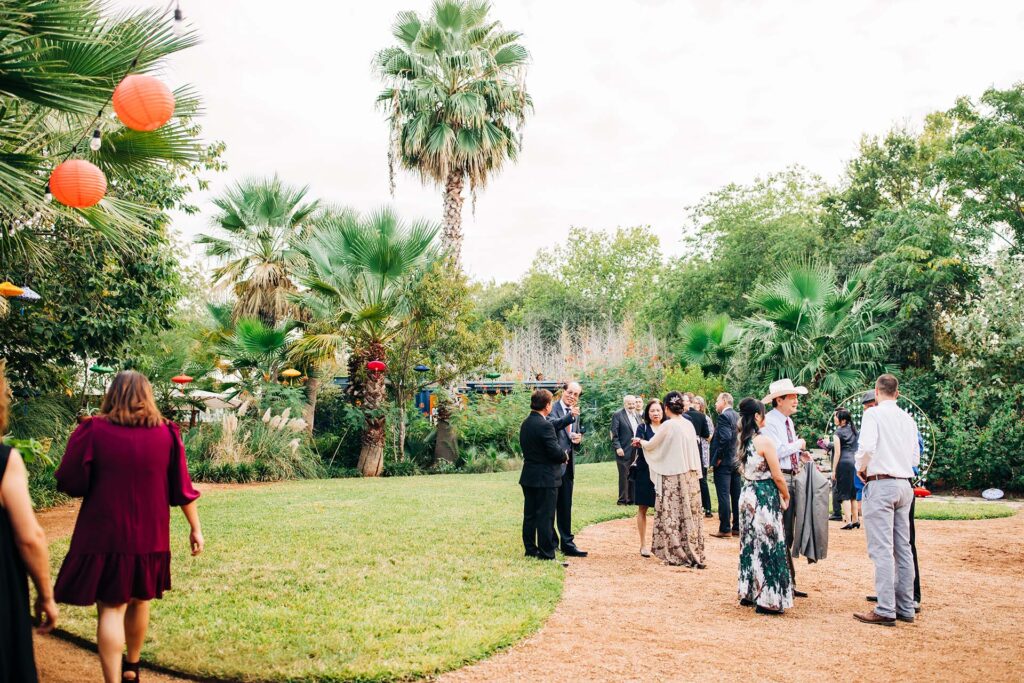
[117,0,1024,283]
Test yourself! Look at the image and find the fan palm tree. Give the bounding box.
[374,0,531,265]
[195,176,321,326]
[676,314,741,376]
[293,207,440,476]
[739,262,897,398]
[0,0,205,265]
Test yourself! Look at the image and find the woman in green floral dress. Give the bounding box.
[736,398,793,614]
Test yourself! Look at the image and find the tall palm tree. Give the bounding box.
[676,313,741,376]
[374,0,531,265]
[0,0,204,265]
[196,176,321,326]
[739,262,897,398]
[293,207,440,476]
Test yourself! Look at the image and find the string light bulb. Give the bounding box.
[44,183,53,203]
[173,3,184,36]
[90,129,102,151]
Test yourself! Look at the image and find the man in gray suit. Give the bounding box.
[610,395,640,505]
[548,381,586,557]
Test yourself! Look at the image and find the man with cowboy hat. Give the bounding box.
[761,378,811,598]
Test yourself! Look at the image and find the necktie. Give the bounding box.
[785,418,798,471]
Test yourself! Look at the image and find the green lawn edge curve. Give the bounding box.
[48,462,1015,681]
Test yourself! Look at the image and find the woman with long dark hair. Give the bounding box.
[631,399,662,557]
[632,391,705,568]
[831,408,860,529]
[54,371,204,682]
[736,397,793,615]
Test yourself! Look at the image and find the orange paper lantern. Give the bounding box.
[112,75,175,131]
[0,281,25,298]
[49,160,107,208]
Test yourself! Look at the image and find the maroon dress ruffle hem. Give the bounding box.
[53,417,199,606]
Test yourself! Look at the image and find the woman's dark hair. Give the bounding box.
[835,407,857,435]
[643,399,663,425]
[662,391,685,416]
[736,397,766,467]
[100,371,164,428]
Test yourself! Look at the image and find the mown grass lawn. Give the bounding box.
[49,462,1016,681]
[50,462,632,682]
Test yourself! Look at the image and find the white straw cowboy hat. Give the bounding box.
[762,378,809,404]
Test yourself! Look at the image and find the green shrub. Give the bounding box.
[185,415,323,483]
[382,460,420,477]
[453,389,528,455]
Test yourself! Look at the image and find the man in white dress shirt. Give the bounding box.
[853,374,920,627]
[761,379,811,598]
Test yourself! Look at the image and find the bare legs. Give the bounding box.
[96,599,150,682]
[636,505,650,553]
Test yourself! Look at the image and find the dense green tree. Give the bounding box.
[374,0,531,264]
[939,83,1024,250]
[517,225,662,339]
[652,167,826,334]
[294,208,440,476]
[196,176,321,326]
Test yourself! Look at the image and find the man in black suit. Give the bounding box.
[610,395,640,505]
[547,381,587,557]
[708,392,741,538]
[682,393,713,517]
[519,389,567,560]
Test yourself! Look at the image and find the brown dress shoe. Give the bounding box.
[854,611,895,627]
[710,531,732,538]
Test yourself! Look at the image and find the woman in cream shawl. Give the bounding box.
[633,391,706,567]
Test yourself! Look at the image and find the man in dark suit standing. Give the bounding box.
[682,393,713,516]
[548,381,587,557]
[610,395,640,505]
[708,392,741,538]
[519,389,567,560]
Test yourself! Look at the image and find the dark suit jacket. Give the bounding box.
[709,407,739,469]
[610,408,639,457]
[547,400,578,479]
[519,412,566,488]
[683,408,710,439]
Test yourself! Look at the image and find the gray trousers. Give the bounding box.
[863,478,915,619]
[781,472,797,587]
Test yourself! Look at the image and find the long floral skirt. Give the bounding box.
[737,479,793,611]
[652,471,706,567]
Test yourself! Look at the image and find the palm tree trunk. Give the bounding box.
[442,169,465,266]
[303,376,320,434]
[357,342,388,477]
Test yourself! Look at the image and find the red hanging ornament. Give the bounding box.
[366,360,387,372]
[49,160,107,208]
[112,75,175,131]
[171,374,194,385]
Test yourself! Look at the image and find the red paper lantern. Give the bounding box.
[112,75,175,131]
[49,160,107,208]
[171,374,194,385]
[366,360,387,372]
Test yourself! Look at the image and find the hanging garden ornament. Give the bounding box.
[366,360,387,372]
[171,374,194,385]
[49,159,107,208]
[485,372,501,379]
[13,286,41,303]
[89,364,114,374]
[281,368,301,379]
[0,282,25,298]
[414,364,430,373]
[112,74,175,131]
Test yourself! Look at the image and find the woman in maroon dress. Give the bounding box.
[54,371,204,683]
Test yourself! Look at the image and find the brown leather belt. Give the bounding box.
[780,469,795,475]
[864,474,910,482]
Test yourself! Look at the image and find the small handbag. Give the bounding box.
[627,446,640,482]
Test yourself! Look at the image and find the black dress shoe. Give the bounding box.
[793,589,808,598]
[829,515,843,521]
[840,523,856,530]
[756,605,783,615]
[740,598,755,607]
[866,595,878,602]
[562,547,588,557]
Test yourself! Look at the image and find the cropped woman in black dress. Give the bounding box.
[830,408,860,529]
[631,399,662,557]
[0,366,58,682]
